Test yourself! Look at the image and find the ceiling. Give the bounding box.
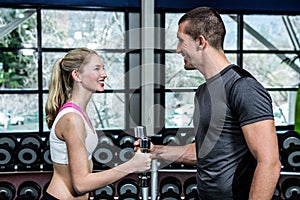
[0,0,300,13]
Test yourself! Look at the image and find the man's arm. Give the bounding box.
[242,119,281,200]
[151,143,197,166]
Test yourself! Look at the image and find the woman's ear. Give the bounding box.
[71,70,81,82]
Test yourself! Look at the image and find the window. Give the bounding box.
[164,13,300,128]
[0,6,299,135]
[242,15,300,126]
[0,8,38,132]
[0,8,127,132]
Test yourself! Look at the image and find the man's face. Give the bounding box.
[176,21,198,70]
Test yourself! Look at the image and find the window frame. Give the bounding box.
[0,5,299,136]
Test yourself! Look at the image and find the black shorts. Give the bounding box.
[40,192,59,200]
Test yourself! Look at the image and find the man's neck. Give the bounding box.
[200,50,230,80]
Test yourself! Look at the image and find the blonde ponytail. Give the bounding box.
[45,59,67,128]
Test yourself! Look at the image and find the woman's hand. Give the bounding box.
[129,151,152,173]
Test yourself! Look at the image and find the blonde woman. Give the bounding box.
[43,48,151,200]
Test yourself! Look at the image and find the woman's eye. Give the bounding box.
[94,67,105,73]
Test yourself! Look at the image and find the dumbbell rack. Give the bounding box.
[1,170,299,200]
[0,171,52,199]
[272,130,300,200]
[156,169,198,200]
[276,171,300,200]
[1,129,300,200]
[154,166,300,200]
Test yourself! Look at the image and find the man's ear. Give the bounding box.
[71,70,81,82]
[196,35,205,50]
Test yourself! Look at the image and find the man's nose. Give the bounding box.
[176,42,182,54]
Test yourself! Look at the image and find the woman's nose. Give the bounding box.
[101,70,107,78]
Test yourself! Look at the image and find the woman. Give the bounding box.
[43,48,151,200]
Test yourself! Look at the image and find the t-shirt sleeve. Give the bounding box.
[230,77,274,127]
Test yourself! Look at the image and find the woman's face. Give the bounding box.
[78,53,107,92]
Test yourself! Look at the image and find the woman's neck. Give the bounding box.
[68,96,90,113]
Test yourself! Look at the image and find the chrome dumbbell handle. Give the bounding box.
[134,126,150,200]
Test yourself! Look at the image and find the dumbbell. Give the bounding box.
[0,181,16,200]
[134,126,151,200]
[93,184,115,200]
[159,176,182,200]
[272,182,283,200]
[16,181,41,200]
[162,132,181,146]
[117,178,140,200]
[175,128,196,145]
[184,134,195,145]
[93,134,117,170]
[16,134,42,170]
[116,134,135,164]
[183,177,198,200]
[278,131,300,170]
[278,131,300,151]
[281,177,300,200]
[281,144,300,171]
[41,139,52,171]
[0,135,17,171]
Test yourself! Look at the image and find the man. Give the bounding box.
[149,7,281,200]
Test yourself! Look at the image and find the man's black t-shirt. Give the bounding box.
[193,64,274,200]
